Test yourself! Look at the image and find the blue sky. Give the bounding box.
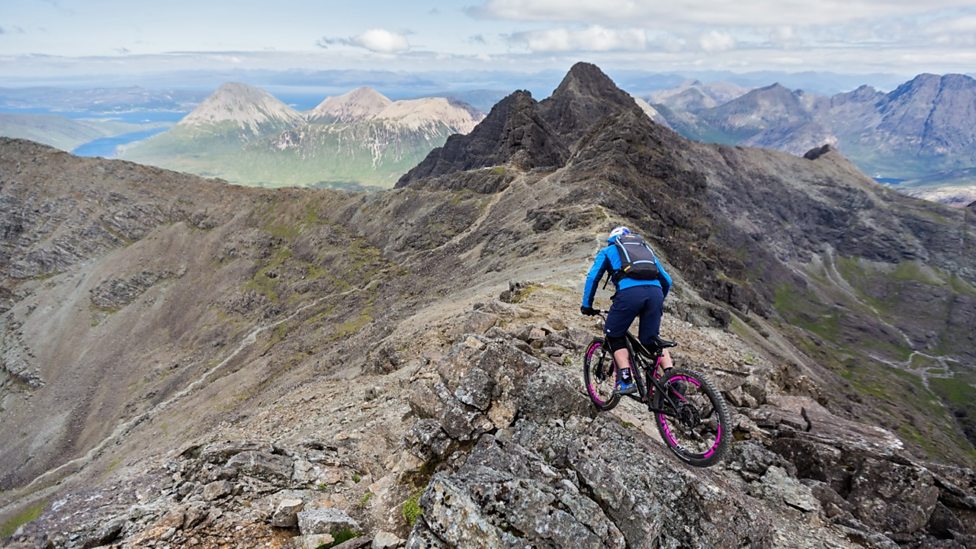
[3,0,976,84]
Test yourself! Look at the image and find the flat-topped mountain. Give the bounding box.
[308,86,393,123]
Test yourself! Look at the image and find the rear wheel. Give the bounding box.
[583,339,620,411]
[654,368,730,467]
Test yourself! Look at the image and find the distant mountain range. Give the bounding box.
[119,83,484,189]
[650,74,976,206]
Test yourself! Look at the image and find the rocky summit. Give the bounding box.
[2,61,975,548]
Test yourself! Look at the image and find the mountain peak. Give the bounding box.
[396,89,568,187]
[539,62,642,143]
[548,62,633,106]
[178,82,302,134]
[398,63,671,189]
[309,87,392,123]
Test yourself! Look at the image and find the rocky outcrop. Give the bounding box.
[89,270,176,310]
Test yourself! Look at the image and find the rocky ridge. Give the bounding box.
[2,61,976,547]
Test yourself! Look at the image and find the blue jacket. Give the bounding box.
[582,240,672,307]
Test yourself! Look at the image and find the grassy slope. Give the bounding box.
[121,121,452,188]
[775,255,976,464]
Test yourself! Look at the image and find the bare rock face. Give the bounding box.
[396,91,567,187]
[397,62,646,188]
[89,270,175,310]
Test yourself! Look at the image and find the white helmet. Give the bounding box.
[608,226,631,242]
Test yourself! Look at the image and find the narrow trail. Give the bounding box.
[0,284,365,515]
[793,250,957,390]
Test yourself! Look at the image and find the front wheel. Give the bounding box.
[583,338,620,411]
[654,368,730,467]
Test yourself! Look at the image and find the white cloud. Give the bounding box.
[474,0,976,26]
[700,31,735,52]
[509,25,647,52]
[353,29,409,53]
[318,28,409,53]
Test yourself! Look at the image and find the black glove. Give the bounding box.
[580,306,598,316]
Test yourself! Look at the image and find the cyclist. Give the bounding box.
[580,226,673,395]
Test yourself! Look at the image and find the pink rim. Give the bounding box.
[657,375,723,459]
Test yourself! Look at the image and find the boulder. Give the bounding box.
[271,498,304,528]
[296,508,360,536]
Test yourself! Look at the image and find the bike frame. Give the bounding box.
[599,321,683,416]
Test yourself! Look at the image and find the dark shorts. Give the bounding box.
[604,285,664,345]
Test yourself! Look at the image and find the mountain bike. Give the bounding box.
[582,311,730,467]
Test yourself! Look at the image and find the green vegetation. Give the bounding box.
[317,528,361,549]
[402,489,424,527]
[772,284,840,341]
[0,500,46,538]
[244,247,292,301]
[359,491,373,507]
[120,120,451,188]
[333,309,373,340]
[351,473,362,483]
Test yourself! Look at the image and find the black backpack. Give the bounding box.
[611,234,660,283]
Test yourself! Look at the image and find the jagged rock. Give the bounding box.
[271,498,304,528]
[803,144,833,160]
[77,517,125,548]
[750,465,820,513]
[396,91,568,187]
[227,450,293,484]
[460,311,498,335]
[202,480,233,501]
[404,419,452,460]
[296,508,359,536]
[848,457,940,537]
[725,385,759,408]
[453,367,493,411]
[769,436,846,492]
[726,440,795,482]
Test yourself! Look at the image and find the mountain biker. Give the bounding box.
[581,226,673,395]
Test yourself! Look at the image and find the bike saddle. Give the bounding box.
[651,335,677,349]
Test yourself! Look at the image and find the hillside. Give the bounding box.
[2,62,975,548]
[120,84,483,189]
